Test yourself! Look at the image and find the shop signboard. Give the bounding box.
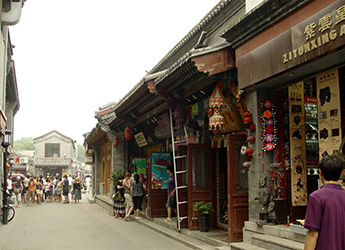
[151,152,171,189]
[134,132,148,147]
[131,158,147,175]
[85,154,93,165]
[289,82,307,206]
[238,0,345,89]
[157,112,171,137]
[317,69,342,159]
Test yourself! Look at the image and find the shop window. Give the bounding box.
[304,78,320,196]
[45,143,60,157]
[191,147,209,190]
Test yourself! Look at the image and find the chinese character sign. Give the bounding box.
[151,152,171,189]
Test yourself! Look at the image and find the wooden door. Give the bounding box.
[227,134,248,242]
[188,144,213,230]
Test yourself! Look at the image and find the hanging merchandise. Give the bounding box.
[209,82,226,131]
[173,103,187,129]
[261,100,277,152]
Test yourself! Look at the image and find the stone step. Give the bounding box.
[251,234,304,250]
[229,242,266,250]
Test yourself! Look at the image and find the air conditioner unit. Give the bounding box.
[19,157,28,164]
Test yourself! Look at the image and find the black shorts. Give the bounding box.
[132,196,143,210]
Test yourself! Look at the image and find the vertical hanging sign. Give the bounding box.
[317,69,342,159]
[289,82,307,206]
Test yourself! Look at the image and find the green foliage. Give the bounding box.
[111,170,123,189]
[193,201,214,215]
[77,144,85,162]
[13,137,34,150]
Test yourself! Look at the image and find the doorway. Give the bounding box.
[216,148,228,230]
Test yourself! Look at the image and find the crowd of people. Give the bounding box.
[112,167,176,222]
[6,174,86,207]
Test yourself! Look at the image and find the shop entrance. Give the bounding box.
[227,134,248,242]
[216,147,228,230]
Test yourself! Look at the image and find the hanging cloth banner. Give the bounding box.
[317,69,342,159]
[288,82,307,207]
[211,138,228,148]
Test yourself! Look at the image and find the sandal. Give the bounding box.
[164,218,171,222]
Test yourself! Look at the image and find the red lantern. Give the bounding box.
[113,136,119,147]
[246,147,254,155]
[248,123,256,131]
[125,127,133,140]
[247,135,255,143]
[244,110,251,117]
[243,117,251,125]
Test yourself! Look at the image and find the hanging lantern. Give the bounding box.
[248,123,256,131]
[247,135,255,143]
[173,103,187,129]
[209,82,226,131]
[209,82,226,109]
[113,136,119,147]
[243,117,251,125]
[209,109,225,131]
[246,147,254,155]
[244,110,251,117]
[125,127,133,140]
[243,161,251,169]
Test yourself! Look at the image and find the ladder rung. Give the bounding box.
[174,140,187,144]
[175,155,187,159]
[178,216,188,221]
[176,170,188,174]
[176,186,187,190]
[178,201,188,205]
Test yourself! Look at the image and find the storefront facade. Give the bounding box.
[221,0,345,244]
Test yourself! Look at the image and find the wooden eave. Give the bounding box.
[84,128,107,144]
[221,0,312,48]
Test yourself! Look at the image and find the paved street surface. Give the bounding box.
[0,195,192,250]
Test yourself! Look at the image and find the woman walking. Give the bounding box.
[56,178,63,203]
[72,178,82,203]
[62,174,69,204]
[14,176,23,207]
[131,173,146,220]
[123,172,134,221]
[36,180,43,205]
[113,176,125,219]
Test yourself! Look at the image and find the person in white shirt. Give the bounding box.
[67,175,73,200]
[85,176,91,195]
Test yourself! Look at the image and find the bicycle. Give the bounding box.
[0,188,15,223]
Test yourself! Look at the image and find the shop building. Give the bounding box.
[1,0,24,218]
[33,130,77,178]
[221,0,345,247]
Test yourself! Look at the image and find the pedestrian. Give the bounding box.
[27,176,36,206]
[6,175,12,195]
[164,165,177,222]
[36,180,43,205]
[21,177,26,204]
[45,179,53,202]
[123,172,134,221]
[68,175,73,201]
[85,175,91,195]
[304,155,345,250]
[56,178,63,203]
[113,176,125,219]
[14,176,23,207]
[72,178,82,203]
[62,174,69,204]
[130,173,146,220]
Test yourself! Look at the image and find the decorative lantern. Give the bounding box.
[125,127,133,141]
[243,117,251,125]
[113,136,119,147]
[246,147,254,155]
[173,103,187,129]
[209,82,226,131]
[247,135,255,143]
[209,109,226,130]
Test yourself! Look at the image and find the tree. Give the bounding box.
[13,137,35,150]
[77,144,85,163]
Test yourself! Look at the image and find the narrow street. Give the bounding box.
[0,195,192,250]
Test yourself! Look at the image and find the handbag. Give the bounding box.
[14,188,20,194]
[112,190,121,201]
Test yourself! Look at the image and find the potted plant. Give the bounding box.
[193,201,214,232]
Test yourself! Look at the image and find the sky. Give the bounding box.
[9,0,221,145]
